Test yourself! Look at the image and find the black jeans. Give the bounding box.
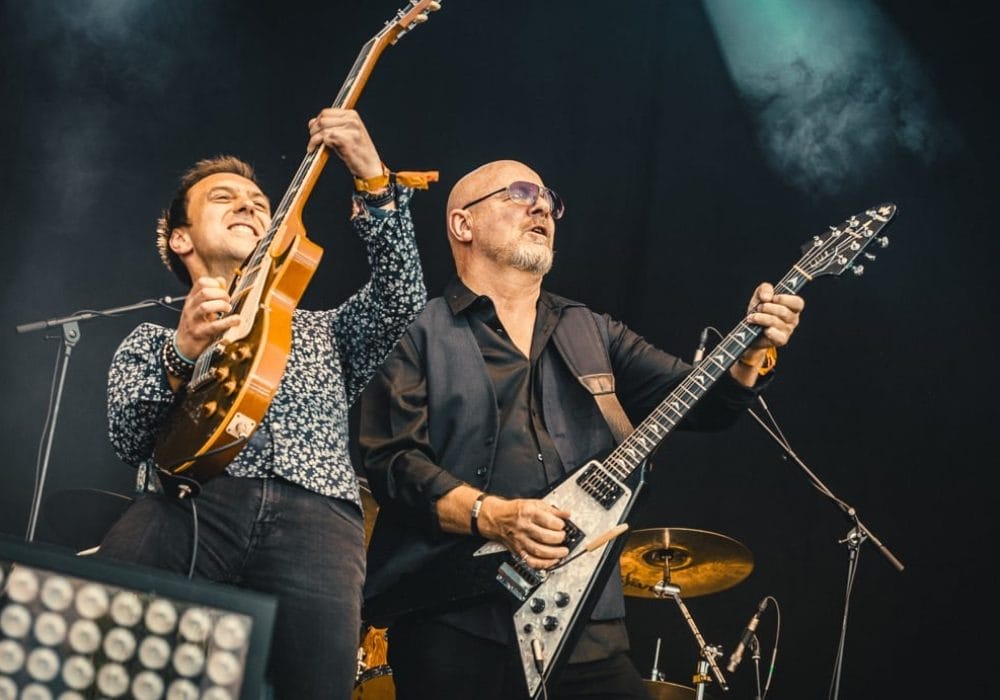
[388,617,649,699]
[98,475,365,699]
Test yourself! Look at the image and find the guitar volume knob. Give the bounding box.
[529,598,545,614]
[230,345,252,362]
[555,592,570,608]
[542,616,559,632]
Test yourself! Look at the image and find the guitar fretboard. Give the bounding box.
[576,204,895,503]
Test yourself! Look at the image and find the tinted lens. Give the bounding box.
[507,181,541,205]
[507,181,564,219]
[545,189,565,219]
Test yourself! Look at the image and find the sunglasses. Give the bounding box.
[461,181,565,220]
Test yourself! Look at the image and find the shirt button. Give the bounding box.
[537,453,544,462]
[485,436,495,446]
[476,466,488,477]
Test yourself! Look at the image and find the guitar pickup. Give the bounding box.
[575,463,625,509]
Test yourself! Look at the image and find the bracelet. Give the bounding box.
[355,183,397,209]
[738,346,777,376]
[470,492,488,537]
[163,333,196,381]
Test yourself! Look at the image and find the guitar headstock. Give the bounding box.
[798,203,896,279]
[382,0,443,46]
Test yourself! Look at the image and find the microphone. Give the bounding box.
[692,327,710,363]
[726,597,768,673]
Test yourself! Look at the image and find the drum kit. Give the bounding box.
[354,477,757,700]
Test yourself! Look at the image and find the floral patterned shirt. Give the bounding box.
[107,188,426,509]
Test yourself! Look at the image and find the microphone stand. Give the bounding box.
[15,294,186,542]
[746,397,904,699]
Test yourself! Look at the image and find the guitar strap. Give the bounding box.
[551,307,633,444]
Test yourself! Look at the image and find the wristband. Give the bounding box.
[470,492,488,537]
[163,333,195,382]
[353,164,391,193]
[738,346,777,376]
[353,163,440,192]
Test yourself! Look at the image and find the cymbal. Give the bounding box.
[620,528,753,599]
[358,476,378,549]
[643,680,715,700]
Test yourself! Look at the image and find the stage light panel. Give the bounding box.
[0,535,275,700]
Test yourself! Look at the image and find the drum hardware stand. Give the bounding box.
[749,635,763,700]
[648,636,665,682]
[16,293,187,542]
[746,397,904,699]
[654,580,728,697]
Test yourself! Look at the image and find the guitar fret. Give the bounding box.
[334,38,377,107]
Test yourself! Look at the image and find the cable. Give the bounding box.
[160,435,249,473]
[761,595,781,699]
[828,536,863,700]
[187,498,200,580]
[746,401,851,510]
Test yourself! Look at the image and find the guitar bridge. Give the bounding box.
[497,558,547,602]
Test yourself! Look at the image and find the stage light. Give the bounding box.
[0,534,276,700]
[701,0,950,195]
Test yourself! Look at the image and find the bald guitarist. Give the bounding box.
[98,108,426,699]
[360,159,804,699]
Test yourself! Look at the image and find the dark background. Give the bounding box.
[2,1,995,697]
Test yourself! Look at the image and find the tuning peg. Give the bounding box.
[863,252,876,261]
[413,12,429,22]
[428,1,442,10]
[851,265,865,276]
[878,236,890,248]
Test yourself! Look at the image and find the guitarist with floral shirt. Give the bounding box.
[99,108,427,699]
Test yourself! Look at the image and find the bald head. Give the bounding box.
[446,160,543,217]
[446,161,545,276]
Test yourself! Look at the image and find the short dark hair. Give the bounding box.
[156,155,259,286]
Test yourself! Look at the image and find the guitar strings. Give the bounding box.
[576,216,873,496]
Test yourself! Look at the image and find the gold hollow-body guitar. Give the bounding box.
[153,1,442,483]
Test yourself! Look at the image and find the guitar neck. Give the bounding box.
[596,269,814,487]
[231,34,390,299]
[595,202,897,487]
[274,31,388,220]
[228,1,445,306]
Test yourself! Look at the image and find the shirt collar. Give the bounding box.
[443,276,579,316]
